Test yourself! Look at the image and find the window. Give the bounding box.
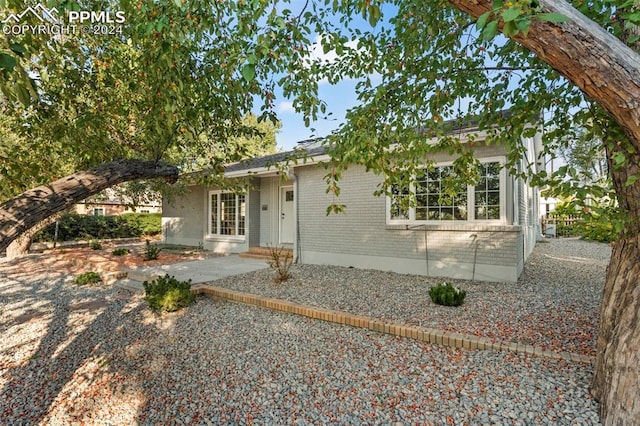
[475,162,501,220]
[387,159,504,223]
[209,191,246,237]
[415,167,468,221]
[390,174,410,220]
[93,207,105,216]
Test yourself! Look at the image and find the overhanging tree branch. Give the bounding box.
[0,159,179,253]
[450,0,640,144]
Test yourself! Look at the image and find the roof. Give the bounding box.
[222,109,537,175]
[224,138,326,174]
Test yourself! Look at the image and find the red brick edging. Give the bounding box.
[191,284,594,365]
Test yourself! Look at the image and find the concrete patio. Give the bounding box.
[116,254,269,292]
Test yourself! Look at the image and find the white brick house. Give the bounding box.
[163,127,542,282]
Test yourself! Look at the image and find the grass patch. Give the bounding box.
[74,271,102,286]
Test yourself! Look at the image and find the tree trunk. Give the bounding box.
[593,237,640,421]
[5,212,63,259]
[447,1,640,423]
[0,159,178,253]
[591,131,640,422]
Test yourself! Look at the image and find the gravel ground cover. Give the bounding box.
[0,238,605,424]
[213,238,610,357]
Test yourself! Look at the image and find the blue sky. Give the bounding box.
[258,0,393,151]
[272,78,360,151]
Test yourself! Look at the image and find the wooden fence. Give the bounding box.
[541,214,582,237]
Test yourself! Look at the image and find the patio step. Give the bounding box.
[124,269,162,283]
[238,246,292,261]
[114,278,145,293]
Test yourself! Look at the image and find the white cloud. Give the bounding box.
[304,35,362,85]
[308,35,360,65]
[277,101,295,114]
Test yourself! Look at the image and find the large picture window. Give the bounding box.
[415,166,468,221]
[388,159,504,223]
[209,191,246,237]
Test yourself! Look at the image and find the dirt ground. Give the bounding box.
[0,240,213,279]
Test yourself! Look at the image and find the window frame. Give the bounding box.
[386,156,507,225]
[207,190,247,240]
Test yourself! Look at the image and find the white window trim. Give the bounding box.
[386,156,507,225]
[207,190,247,241]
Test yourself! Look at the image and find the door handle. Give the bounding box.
[281,213,285,219]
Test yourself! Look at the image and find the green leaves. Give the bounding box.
[476,2,569,41]
[614,152,626,166]
[241,64,256,82]
[368,4,382,27]
[625,174,639,188]
[476,11,491,29]
[501,7,522,23]
[482,21,500,41]
[9,43,26,56]
[0,52,17,73]
[537,12,570,23]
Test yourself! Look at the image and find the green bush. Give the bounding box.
[120,213,162,236]
[74,272,102,285]
[90,240,103,250]
[429,282,466,307]
[547,202,620,243]
[34,213,161,242]
[112,247,131,256]
[143,274,194,312]
[576,217,618,243]
[143,240,161,261]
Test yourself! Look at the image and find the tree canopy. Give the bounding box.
[1,1,288,200]
[2,0,640,422]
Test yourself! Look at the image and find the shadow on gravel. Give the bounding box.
[0,266,149,423]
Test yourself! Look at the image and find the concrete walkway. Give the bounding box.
[117,255,268,292]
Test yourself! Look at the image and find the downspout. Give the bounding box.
[408,225,429,276]
[470,233,478,282]
[424,227,429,276]
[293,172,301,264]
[522,230,526,277]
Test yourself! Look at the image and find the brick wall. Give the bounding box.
[162,185,205,245]
[296,157,525,281]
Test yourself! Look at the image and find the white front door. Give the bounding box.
[279,186,294,244]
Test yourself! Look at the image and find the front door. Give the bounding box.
[279,186,294,244]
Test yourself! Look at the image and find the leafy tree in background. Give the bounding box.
[230,112,280,159]
[559,128,608,186]
[1,0,640,422]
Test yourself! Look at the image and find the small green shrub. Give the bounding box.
[429,282,466,307]
[89,240,103,250]
[143,274,194,312]
[143,240,161,261]
[112,247,131,256]
[266,245,293,283]
[74,271,102,286]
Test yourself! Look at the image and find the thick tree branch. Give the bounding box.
[0,159,179,253]
[450,0,640,145]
